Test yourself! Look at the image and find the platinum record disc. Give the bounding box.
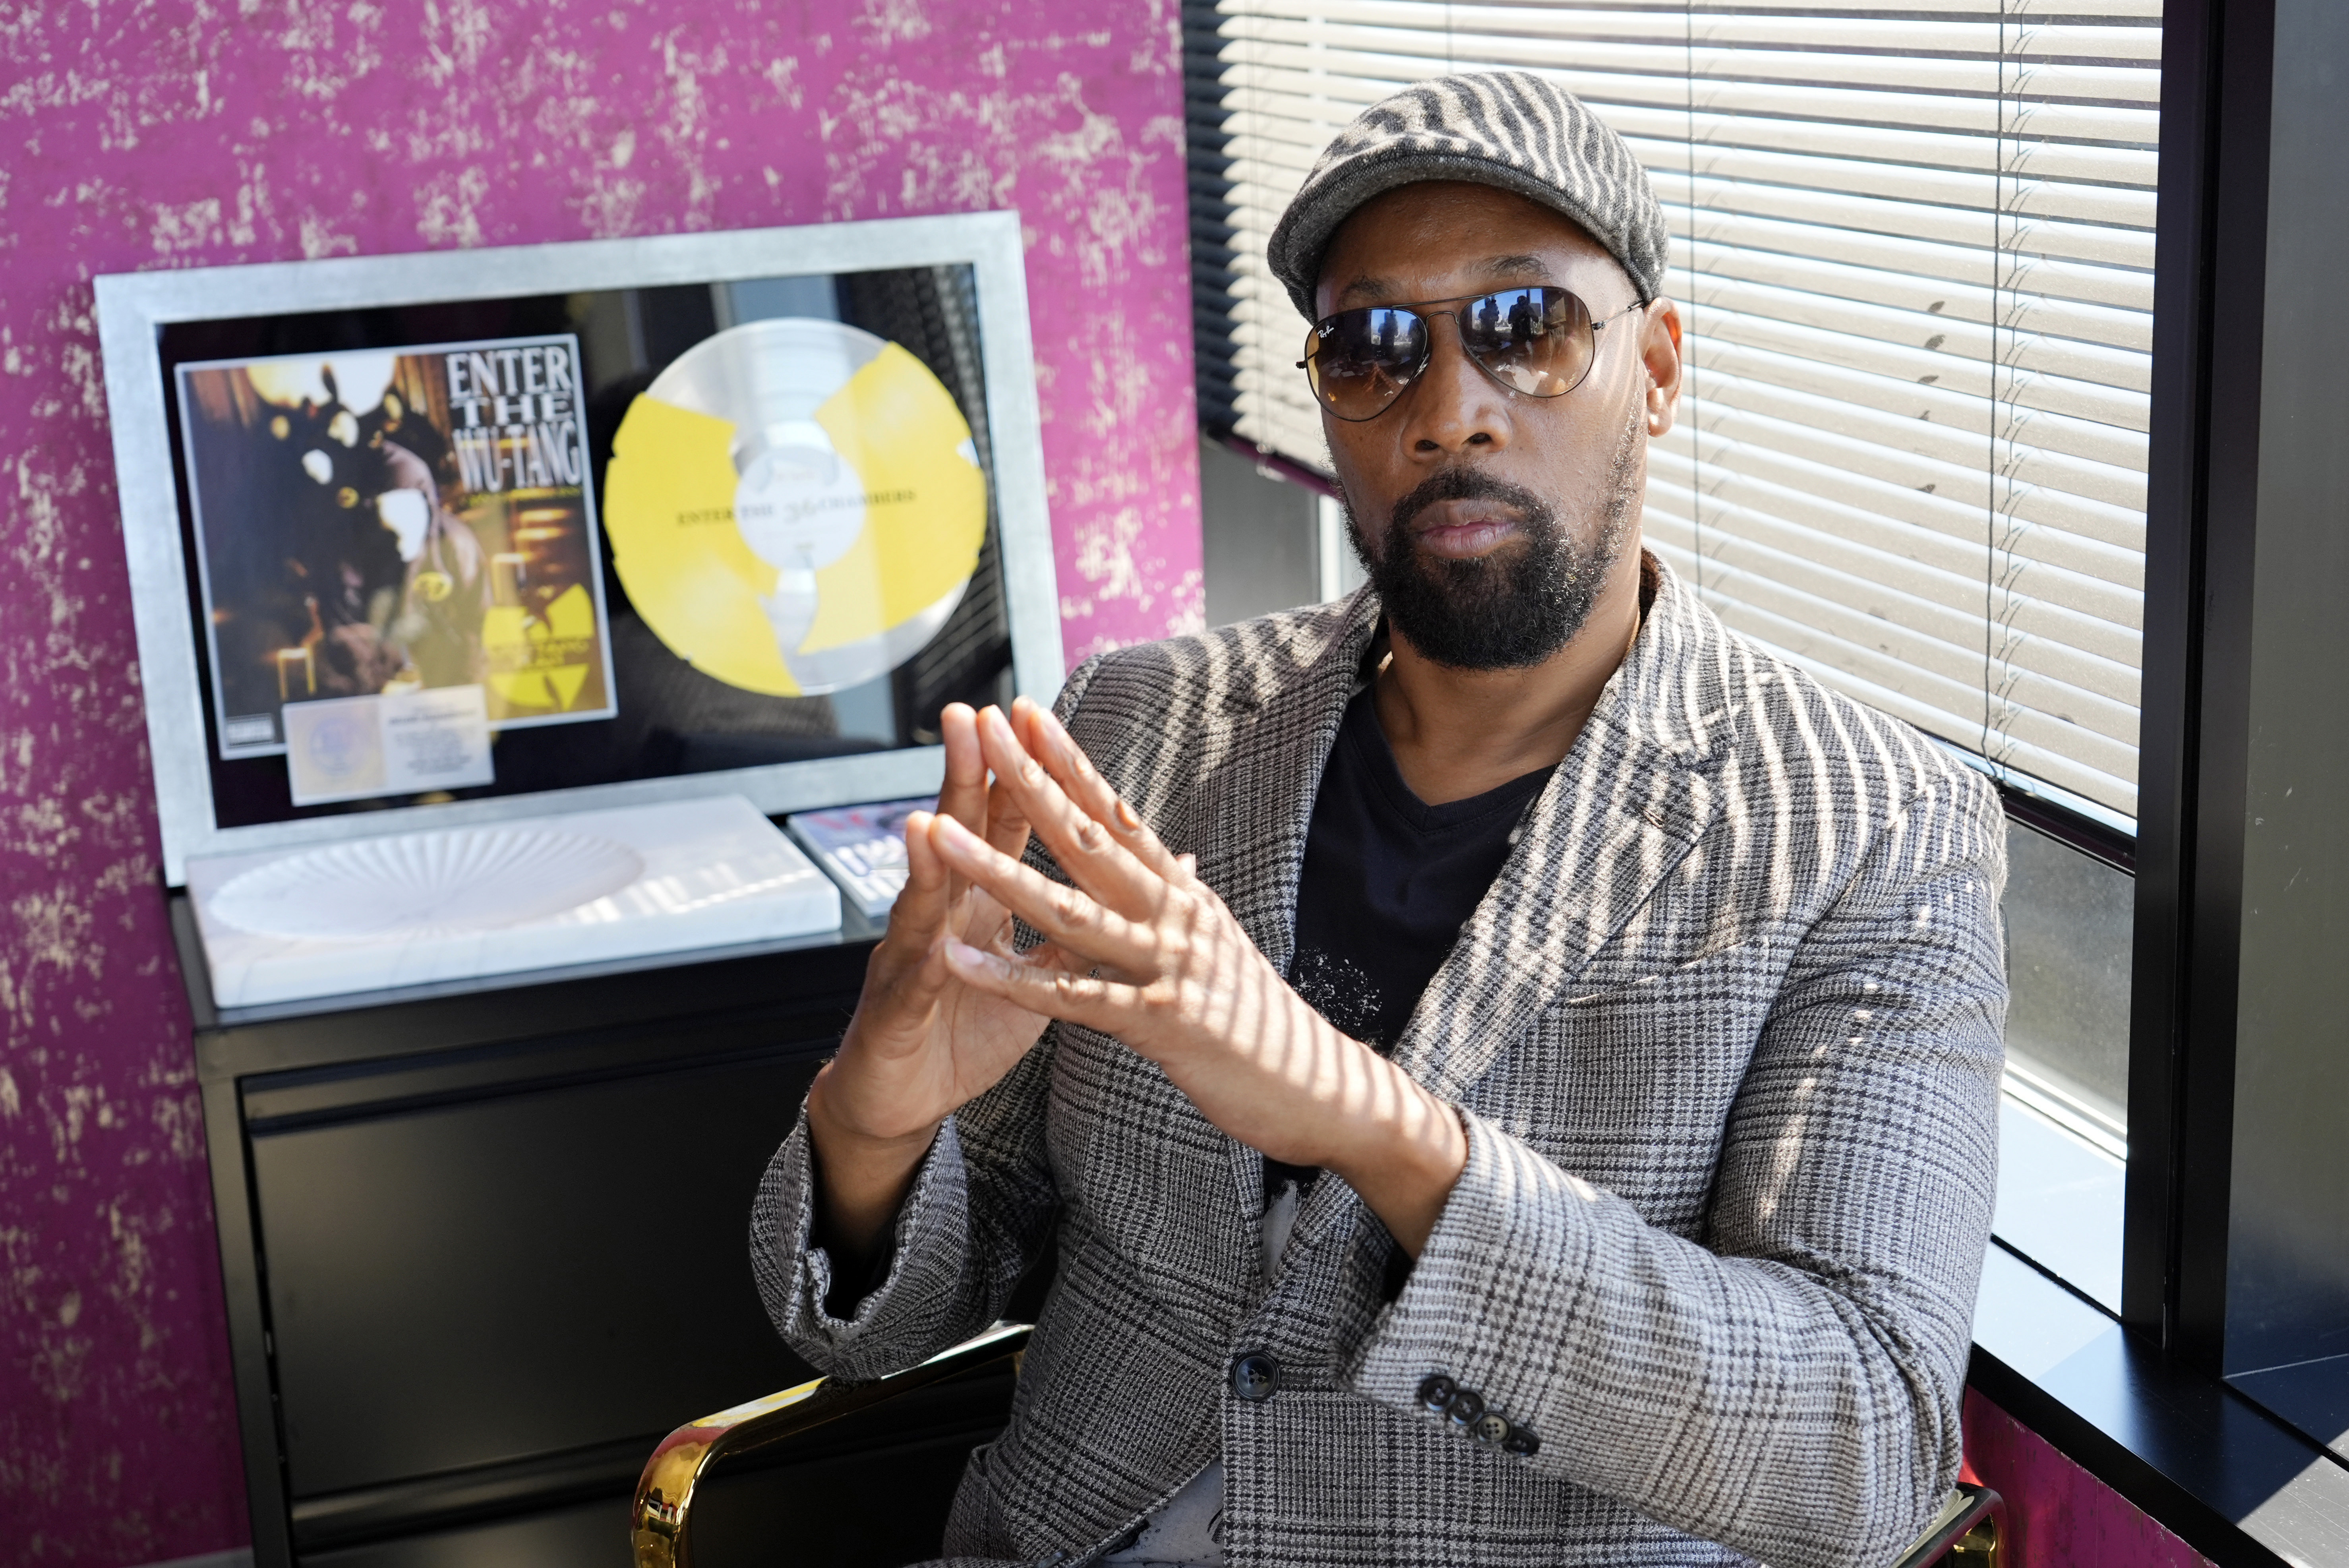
[603,317,989,699]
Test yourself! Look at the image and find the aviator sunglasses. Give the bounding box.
[1298,285,1645,422]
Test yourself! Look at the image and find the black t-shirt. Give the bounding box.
[1271,688,1556,1195]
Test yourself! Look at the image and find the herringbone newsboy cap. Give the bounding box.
[1267,71,1670,319]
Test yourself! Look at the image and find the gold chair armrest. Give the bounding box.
[631,1322,1030,1568]
[1890,1482,2004,1567]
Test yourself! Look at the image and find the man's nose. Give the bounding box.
[1395,314,1512,457]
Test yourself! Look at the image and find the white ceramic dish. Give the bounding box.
[208,826,647,941]
[187,794,840,1007]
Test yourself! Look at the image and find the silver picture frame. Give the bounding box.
[97,211,1061,886]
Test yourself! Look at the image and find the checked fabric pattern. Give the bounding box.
[750,554,2008,1568]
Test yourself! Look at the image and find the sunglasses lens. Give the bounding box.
[1306,307,1428,420]
[1458,287,1594,396]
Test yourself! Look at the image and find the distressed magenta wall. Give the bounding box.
[1963,1390,2221,1568]
[0,3,1200,1562]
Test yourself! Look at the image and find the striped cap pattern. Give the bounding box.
[1266,70,1670,319]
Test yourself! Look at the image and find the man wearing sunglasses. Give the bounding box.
[755,70,2005,1568]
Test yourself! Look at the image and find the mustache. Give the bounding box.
[1387,467,1557,539]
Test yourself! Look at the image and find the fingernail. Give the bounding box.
[944,937,996,973]
[1114,798,1141,830]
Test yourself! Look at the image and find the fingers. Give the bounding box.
[855,811,957,1028]
[927,811,1157,974]
[872,812,1072,1003]
[942,936,1140,1035]
[889,810,953,940]
[936,703,988,835]
[981,768,1032,860]
[954,874,1018,956]
[974,705,1169,920]
[935,702,1002,908]
[945,769,1034,952]
[875,811,960,987]
[1013,698,1190,885]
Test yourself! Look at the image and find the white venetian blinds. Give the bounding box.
[1185,0,2159,822]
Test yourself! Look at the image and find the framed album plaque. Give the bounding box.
[96,213,1060,885]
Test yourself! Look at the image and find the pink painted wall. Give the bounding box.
[1963,1390,2221,1568]
[0,3,1200,1562]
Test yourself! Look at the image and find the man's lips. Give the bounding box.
[1407,497,1526,559]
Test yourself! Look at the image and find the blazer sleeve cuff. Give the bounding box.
[749,1103,973,1379]
[1348,1108,1603,1467]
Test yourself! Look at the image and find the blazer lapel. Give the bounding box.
[1397,718,1726,1105]
[1395,557,1740,1103]
[1189,590,1381,971]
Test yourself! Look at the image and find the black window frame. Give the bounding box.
[2128,0,2259,1374]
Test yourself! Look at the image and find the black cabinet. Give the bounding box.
[176,898,984,1566]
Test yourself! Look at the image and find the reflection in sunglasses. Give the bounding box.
[1299,286,1640,422]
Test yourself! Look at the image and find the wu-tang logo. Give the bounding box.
[484,583,598,712]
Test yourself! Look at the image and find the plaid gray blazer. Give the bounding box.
[751,554,2008,1568]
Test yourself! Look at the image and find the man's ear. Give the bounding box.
[1637,298,1685,439]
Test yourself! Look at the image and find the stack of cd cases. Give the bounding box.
[786,796,936,918]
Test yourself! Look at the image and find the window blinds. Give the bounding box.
[1185,0,2159,824]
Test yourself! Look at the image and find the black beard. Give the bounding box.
[1348,406,1642,671]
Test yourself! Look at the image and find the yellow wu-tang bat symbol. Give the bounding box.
[484,582,598,711]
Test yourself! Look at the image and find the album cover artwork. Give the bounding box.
[176,335,618,761]
[786,795,935,917]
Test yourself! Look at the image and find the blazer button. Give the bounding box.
[1444,1387,1485,1429]
[1230,1351,1280,1402]
[1471,1411,1512,1448]
[1416,1374,1457,1413]
[1502,1425,1540,1458]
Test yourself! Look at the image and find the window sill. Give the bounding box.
[1972,1242,2349,1568]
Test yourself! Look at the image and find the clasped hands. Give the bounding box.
[804,698,1468,1264]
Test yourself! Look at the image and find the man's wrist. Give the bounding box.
[806,1053,945,1151]
[804,1060,944,1259]
[1323,1057,1469,1256]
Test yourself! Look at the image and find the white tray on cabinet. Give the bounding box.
[186,795,841,1008]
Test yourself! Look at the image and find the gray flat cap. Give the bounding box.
[1267,71,1670,319]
